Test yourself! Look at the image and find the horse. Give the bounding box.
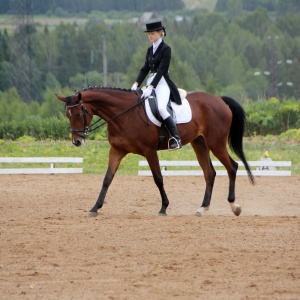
[56,87,255,218]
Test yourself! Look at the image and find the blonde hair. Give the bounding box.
[159,30,165,37]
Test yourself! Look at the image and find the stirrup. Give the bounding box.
[168,137,182,150]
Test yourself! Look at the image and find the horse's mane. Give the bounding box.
[76,86,132,93]
[66,86,134,106]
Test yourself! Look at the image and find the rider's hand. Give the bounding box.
[131,83,138,91]
[142,85,153,99]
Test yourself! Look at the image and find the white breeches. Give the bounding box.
[147,74,170,120]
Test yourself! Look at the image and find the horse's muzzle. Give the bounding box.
[73,139,84,147]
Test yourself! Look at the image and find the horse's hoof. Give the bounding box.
[158,212,167,216]
[230,203,241,216]
[195,211,203,217]
[233,205,241,216]
[195,207,209,216]
[87,211,98,218]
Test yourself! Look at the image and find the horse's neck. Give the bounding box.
[84,89,136,120]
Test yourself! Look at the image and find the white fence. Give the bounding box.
[0,157,83,174]
[138,160,292,177]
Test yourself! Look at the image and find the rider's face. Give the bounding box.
[147,31,161,43]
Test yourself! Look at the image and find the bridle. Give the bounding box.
[65,91,149,139]
[65,101,95,139]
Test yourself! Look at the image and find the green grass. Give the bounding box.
[0,136,299,175]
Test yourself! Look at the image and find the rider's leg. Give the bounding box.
[163,116,182,150]
[156,82,181,150]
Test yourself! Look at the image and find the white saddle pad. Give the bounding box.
[145,97,192,127]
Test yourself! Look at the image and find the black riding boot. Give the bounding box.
[164,116,182,150]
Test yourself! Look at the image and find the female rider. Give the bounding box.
[131,21,182,150]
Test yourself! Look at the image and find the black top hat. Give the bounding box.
[144,21,166,35]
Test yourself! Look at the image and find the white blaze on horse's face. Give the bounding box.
[70,107,86,147]
[56,93,87,147]
[67,109,72,118]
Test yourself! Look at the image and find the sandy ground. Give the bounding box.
[0,174,300,299]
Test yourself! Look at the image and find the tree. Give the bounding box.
[205,73,221,94]
[40,87,72,118]
[0,29,10,63]
[276,0,300,15]
[45,72,61,90]
[54,24,80,86]
[237,8,271,37]
[276,13,300,38]
[169,52,202,91]
[0,88,30,122]
[227,0,243,19]
[0,61,12,92]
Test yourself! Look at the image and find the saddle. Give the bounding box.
[148,92,174,123]
[142,87,188,123]
[142,88,191,150]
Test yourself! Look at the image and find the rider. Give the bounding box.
[131,21,182,150]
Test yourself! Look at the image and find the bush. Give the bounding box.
[0,116,70,140]
[0,114,107,141]
[279,129,300,143]
[244,98,300,136]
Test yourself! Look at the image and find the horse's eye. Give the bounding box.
[77,113,82,119]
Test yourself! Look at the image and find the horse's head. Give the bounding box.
[56,92,93,147]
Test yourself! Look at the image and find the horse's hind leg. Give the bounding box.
[191,136,216,216]
[211,146,241,216]
[87,146,127,218]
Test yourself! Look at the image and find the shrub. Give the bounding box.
[245,98,300,136]
[0,116,70,140]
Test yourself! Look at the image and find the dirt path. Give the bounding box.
[1,175,300,299]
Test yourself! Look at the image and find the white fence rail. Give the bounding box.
[138,160,292,177]
[0,157,83,174]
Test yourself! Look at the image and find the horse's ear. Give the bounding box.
[55,94,67,103]
[77,92,82,101]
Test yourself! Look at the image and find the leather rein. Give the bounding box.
[65,91,149,139]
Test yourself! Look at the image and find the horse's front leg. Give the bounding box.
[87,146,126,218]
[145,152,169,215]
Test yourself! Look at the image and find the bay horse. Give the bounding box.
[56,87,254,218]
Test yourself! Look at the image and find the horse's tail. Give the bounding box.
[221,96,255,185]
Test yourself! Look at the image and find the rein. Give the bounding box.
[66,91,149,138]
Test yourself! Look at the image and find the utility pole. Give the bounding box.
[88,35,108,87]
[268,36,278,98]
[102,35,107,87]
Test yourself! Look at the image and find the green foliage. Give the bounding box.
[0,88,30,122]
[1,7,300,101]
[205,73,221,94]
[40,88,64,118]
[0,4,300,141]
[17,135,36,142]
[244,98,300,136]
[0,61,11,92]
[279,129,300,142]
[45,72,61,90]
[0,116,70,140]
[69,71,103,89]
